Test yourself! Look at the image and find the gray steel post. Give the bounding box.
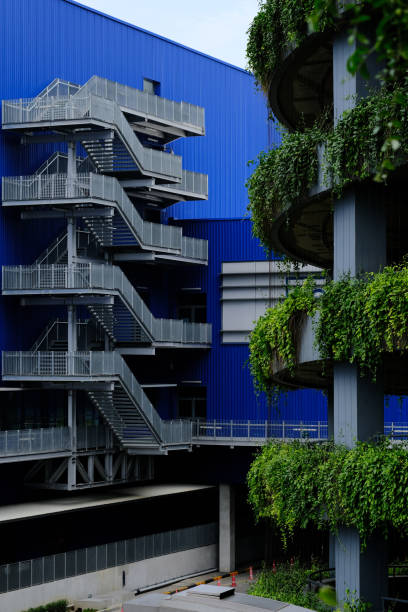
[219,483,235,573]
[67,389,77,489]
[332,29,387,611]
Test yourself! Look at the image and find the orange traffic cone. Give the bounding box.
[231,573,236,587]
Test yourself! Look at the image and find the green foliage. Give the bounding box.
[249,265,408,393]
[246,0,332,90]
[248,440,408,549]
[316,265,408,379]
[247,0,408,181]
[22,600,68,612]
[324,85,408,194]
[249,277,317,398]
[246,86,408,251]
[247,0,408,104]
[246,125,323,250]
[249,561,329,611]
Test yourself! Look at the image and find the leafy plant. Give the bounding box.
[247,0,408,182]
[324,85,408,196]
[246,86,408,252]
[248,440,408,550]
[249,276,317,398]
[316,265,408,380]
[246,124,324,251]
[22,600,68,612]
[246,0,332,91]
[249,264,408,395]
[249,560,330,610]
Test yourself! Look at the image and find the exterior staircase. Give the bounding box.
[88,385,159,448]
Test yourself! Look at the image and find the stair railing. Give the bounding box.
[80,75,205,132]
[2,350,192,445]
[2,264,211,344]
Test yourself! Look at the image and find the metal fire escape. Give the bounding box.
[1,77,210,488]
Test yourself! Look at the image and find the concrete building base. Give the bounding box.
[0,545,217,612]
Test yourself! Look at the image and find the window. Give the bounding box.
[143,78,160,96]
[178,386,206,419]
[178,292,206,323]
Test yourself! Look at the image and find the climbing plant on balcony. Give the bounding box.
[247,439,408,549]
[248,276,317,398]
[325,84,408,196]
[247,0,408,179]
[247,86,408,252]
[246,0,331,91]
[246,124,324,250]
[249,264,408,393]
[316,264,408,379]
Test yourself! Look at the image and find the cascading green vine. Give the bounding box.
[246,0,330,91]
[247,0,408,183]
[249,276,317,398]
[247,0,408,102]
[247,439,408,549]
[249,265,408,393]
[316,265,408,378]
[246,86,408,252]
[246,124,324,250]
[324,84,408,196]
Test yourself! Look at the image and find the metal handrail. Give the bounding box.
[34,232,68,266]
[2,173,208,259]
[2,94,182,180]
[0,427,71,456]
[2,264,212,344]
[77,75,205,131]
[1,351,193,444]
[191,420,408,442]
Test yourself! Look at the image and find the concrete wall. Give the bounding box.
[0,545,217,612]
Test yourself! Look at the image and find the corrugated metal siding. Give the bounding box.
[175,219,327,421]
[0,0,404,423]
[176,218,408,422]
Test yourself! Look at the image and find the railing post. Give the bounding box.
[230,420,233,439]
[318,420,321,439]
[265,419,268,440]
[248,420,250,439]
[282,420,285,439]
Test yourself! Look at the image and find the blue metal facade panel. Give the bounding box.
[0,0,274,353]
[0,0,404,425]
[177,219,327,421]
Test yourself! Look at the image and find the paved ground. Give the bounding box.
[76,567,262,611]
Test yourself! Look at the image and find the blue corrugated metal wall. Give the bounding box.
[0,0,276,353]
[0,0,405,424]
[175,218,327,421]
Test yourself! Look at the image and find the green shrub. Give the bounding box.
[246,126,323,251]
[23,599,68,612]
[249,561,329,610]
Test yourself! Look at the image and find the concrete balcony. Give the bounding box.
[269,313,408,395]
